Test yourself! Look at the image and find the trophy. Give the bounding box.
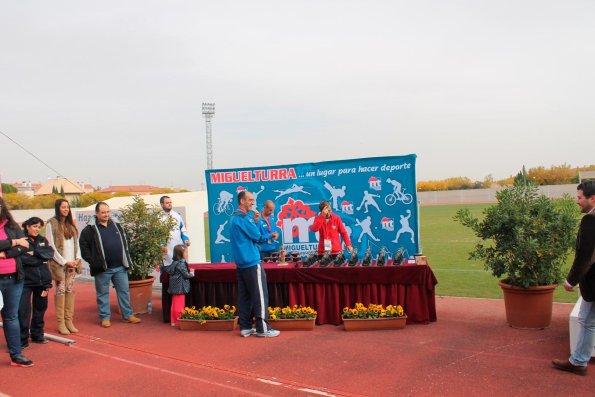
[376,247,386,266]
[361,247,372,267]
[303,251,318,268]
[277,245,288,266]
[393,248,404,266]
[347,248,359,267]
[318,252,333,267]
[332,250,345,267]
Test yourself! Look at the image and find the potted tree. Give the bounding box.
[454,168,579,328]
[120,196,175,314]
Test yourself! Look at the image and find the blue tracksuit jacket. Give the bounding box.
[229,210,272,268]
[257,214,280,253]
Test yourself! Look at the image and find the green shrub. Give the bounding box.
[454,178,579,288]
[120,196,175,281]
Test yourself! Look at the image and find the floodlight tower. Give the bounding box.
[202,102,215,169]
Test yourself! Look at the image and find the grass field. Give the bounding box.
[420,204,579,303]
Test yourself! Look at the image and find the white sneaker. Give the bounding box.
[240,328,257,337]
[256,328,280,338]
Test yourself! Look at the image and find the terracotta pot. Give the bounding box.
[128,276,155,315]
[268,317,316,331]
[178,319,202,331]
[178,317,238,331]
[342,316,407,331]
[498,281,557,329]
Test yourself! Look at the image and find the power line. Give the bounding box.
[1,128,88,196]
[0,129,65,178]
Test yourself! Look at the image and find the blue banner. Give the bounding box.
[205,154,418,263]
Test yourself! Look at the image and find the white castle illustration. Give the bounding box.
[341,200,354,214]
[381,216,394,231]
[368,176,381,190]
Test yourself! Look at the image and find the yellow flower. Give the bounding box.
[343,303,406,319]
[268,305,317,319]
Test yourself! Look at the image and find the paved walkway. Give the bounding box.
[1,280,594,396]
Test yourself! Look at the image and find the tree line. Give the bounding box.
[0,188,186,210]
[2,163,593,207]
[417,164,594,192]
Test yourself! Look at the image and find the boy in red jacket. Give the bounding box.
[311,200,353,258]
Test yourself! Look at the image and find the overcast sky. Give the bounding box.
[1,1,593,190]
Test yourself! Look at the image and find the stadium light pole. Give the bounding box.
[202,102,215,170]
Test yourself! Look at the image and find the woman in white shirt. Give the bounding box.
[46,199,82,335]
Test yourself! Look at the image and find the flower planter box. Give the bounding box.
[268,317,316,331]
[342,316,407,331]
[178,317,238,331]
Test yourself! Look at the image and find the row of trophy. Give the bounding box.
[300,246,406,268]
[263,245,408,267]
[262,249,301,264]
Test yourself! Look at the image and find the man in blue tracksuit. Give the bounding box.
[229,190,280,338]
[257,200,281,261]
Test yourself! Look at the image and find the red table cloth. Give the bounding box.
[162,263,438,326]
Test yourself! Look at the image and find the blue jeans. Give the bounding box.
[94,266,133,321]
[570,298,595,366]
[0,276,24,356]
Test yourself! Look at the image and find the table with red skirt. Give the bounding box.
[161,263,438,325]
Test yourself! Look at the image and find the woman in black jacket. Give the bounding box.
[19,217,54,349]
[0,197,33,367]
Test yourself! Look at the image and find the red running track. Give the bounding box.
[0,281,594,396]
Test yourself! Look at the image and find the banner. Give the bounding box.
[205,154,418,263]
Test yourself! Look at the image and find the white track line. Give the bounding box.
[73,344,346,396]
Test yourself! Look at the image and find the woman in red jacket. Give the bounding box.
[311,200,353,258]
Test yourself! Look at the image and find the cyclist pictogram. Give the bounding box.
[385,178,413,205]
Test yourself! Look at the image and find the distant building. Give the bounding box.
[97,185,161,195]
[77,182,96,194]
[35,177,84,202]
[10,181,42,197]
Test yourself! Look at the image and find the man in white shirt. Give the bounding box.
[160,196,191,267]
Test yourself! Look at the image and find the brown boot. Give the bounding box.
[552,359,587,376]
[64,292,79,333]
[55,294,70,335]
[125,316,142,324]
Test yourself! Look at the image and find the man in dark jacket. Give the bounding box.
[80,202,141,328]
[553,181,595,376]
